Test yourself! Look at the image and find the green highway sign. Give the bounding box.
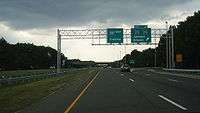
[131,25,151,43]
[107,28,123,43]
[129,60,135,64]
[134,25,148,29]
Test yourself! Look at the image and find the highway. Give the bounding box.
[19,68,200,113]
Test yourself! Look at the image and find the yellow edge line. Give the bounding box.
[63,71,101,113]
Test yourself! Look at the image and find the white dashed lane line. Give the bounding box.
[145,74,150,76]
[168,78,179,82]
[129,78,135,82]
[158,95,188,111]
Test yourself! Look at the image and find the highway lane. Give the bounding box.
[18,68,200,113]
[67,68,200,113]
[131,69,200,112]
[69,68,161,113]
[17,69,96,113]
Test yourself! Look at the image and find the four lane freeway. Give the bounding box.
[19,68,200,113]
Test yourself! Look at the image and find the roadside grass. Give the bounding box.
[0,68,87,86]
[0,68,99,113]
[0,68,72,78]
[151,68,200,79]
[169,71,200,75]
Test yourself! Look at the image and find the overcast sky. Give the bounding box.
[0,0,200,61]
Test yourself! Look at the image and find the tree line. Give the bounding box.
[0,38,96,71]
[0,38,65,70]
[1,10,199,70]
[120,10,200,69]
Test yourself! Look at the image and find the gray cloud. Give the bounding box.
[0,0,194,29]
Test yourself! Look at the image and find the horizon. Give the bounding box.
[1,0,200,62]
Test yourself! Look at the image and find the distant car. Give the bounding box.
[121,64,130,72]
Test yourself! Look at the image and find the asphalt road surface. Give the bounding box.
[19,68,200,113]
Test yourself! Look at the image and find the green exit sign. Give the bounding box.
[107,28,123,43]
[134,25,148,29]
[131,25,151,43]
[129,60,135,64]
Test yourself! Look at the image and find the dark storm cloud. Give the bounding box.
[0,0,191,29]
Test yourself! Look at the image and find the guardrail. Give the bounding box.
[0,71,65,86]
[163,68,200,72]
[0,68,90,86]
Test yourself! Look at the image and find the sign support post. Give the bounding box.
[57,29,61,73]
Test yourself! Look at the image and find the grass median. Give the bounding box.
[0,68,99,113]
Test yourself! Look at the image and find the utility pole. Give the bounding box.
[154,37,157,67]
[120,50,122,60]
[57,29,61,73]
[169,26,172,68]
[124,45,127,64]
[171,27,175,68]
[119,50,121,67]
[165,22,169,68]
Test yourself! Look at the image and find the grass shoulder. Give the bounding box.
[0,68,99,113]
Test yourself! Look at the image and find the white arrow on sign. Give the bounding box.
[146,37,150,41]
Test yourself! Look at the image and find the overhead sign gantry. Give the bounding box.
[57,24,174,73]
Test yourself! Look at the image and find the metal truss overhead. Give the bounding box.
[56,27,174,73]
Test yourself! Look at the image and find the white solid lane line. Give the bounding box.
[168,78,179,82]
[89,70,95,74]
[145,74,150,76]
[129,78,134,82]
[158,95,188,111]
